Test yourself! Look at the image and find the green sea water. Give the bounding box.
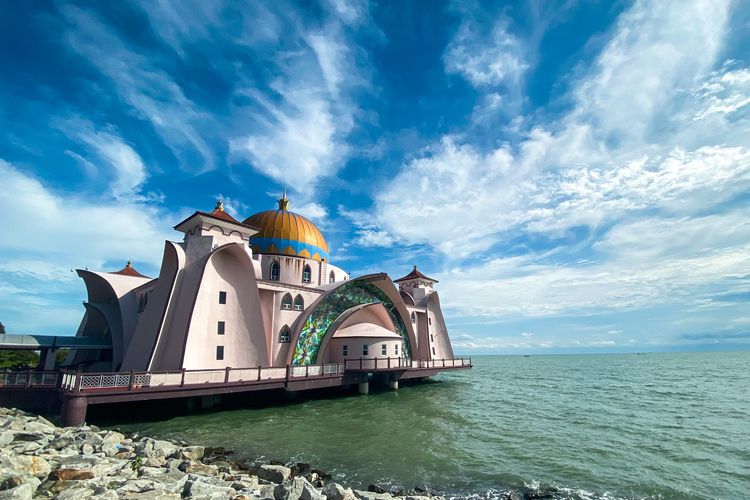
[110,352,750,499]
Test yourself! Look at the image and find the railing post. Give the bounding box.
[305,365,309,378]
[128,370,135,390]
[224,367,231,383]
[74,369,82,392]
[180,368,186,387]
[359,357,363,371]
[25,369,32,389]
[388,357,391,369]
[257,365,262,381]
[286,364,290,381]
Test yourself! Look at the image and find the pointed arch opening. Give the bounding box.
[410,311,416,323]
[270,260,281,281]
[279,325,291,343]
[302,264,312,283]
[293,294,304,311]
[281,293,293,310]
[329,270,335,283]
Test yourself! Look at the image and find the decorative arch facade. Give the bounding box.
[288,278,414,365]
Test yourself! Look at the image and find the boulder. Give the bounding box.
[0,432,13,447]
[182,478,234,497]
[56,468,95,481]
[0,482,36,500]
[179,446,205,461]
[321,483,357,500]
[367,485,386,494]
[352,490,394,500]
[178,460,220,476]
[1,456,51,479]
[114,479,158,494]
[258,465,292,484]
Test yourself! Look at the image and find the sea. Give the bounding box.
[110,352,750,499]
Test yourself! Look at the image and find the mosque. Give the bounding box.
[71,194,457,374]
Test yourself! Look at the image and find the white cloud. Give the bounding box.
[61,5,215,173]
[0,160,171,273]
[444,17,528,90]
[375,0,746,258]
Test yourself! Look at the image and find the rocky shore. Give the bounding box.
[0,408,442,500]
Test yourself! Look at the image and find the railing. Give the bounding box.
[3,357,471,394]
[344,357,472,371]
[1,370,59,388]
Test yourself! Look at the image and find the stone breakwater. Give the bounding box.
[0,408,443,500]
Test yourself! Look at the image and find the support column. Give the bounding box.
[388,380,399,391]
[42,349,59,371]
[62,396,88,426]
[357,381,369,395]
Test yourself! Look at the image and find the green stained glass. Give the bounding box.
[291,281,412,365]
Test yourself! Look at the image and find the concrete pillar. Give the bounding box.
[200,394,221,409]
[388,380,399,391]
[357,381,369,395]
[62,396,88,426]
[42,349,59,371]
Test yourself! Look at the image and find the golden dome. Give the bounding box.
[243,194,330,261]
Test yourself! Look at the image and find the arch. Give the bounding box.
[279,325,291,343]
[293,294,304,311]
[281,293,293,310]
[270,260,281,280]
[302,264,312,283]
[400,290,415,306]
[329,270,335,284]
[286,274,417,365]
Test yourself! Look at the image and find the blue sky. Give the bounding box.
[1,0,749,354]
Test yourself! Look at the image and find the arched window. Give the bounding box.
[270,260,281,281]
[279,325,291,343]
[329,270,335,284]
[302,264,312,283]
[410,311,416,323]
[281,293,293,310]
[293,295,304,311]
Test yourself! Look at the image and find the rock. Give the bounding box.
[274,477,305,500]
[10,432,45,443]
[290,463,311,478]
[179,446,205,461]
[352,490,394,500]
[49,436,75,450]
[22,420,54,434]
[0,482,36,499]
[2,456,51,479]
[80,443,94,455]
[56,468,96,480]
[53,486,97,499]
[182,478,234,497]
[321,483,357,500]
[115,479,158,494]
[178,460,219,476]
[405,496,432,500]
[258,465,292,484]
[367,485,386,494]
[0,432,13,447]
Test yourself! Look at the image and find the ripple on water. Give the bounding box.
[108,352,750,499]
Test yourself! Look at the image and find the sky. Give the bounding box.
[1,0,749,354]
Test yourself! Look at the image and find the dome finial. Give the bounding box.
[126,260,133,268]
[278,189,290,211]
[215,199,225,212]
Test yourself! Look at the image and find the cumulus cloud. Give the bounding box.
[444,16,528,91]
[371,0,750,331]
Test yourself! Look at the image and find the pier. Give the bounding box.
[0,357,472,425]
